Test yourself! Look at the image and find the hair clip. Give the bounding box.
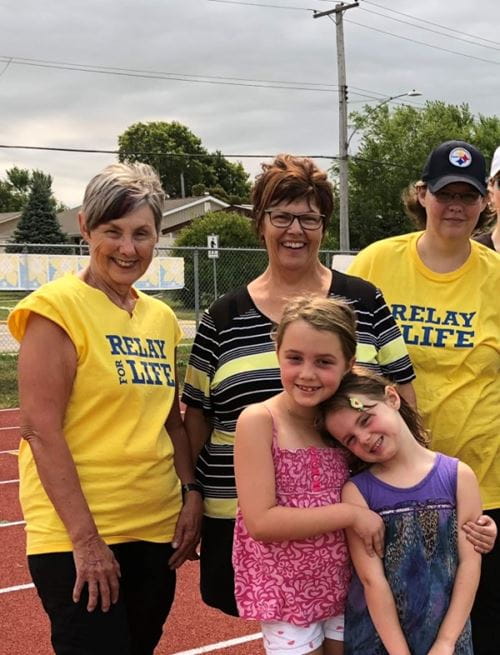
[349,396,364,411]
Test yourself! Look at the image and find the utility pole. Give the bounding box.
[314,2,358,252]
[180,170,186,198]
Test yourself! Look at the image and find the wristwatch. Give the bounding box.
[181,481,204,501]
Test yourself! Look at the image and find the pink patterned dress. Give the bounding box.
[232,409,351,626]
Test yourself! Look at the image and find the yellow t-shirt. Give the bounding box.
[8,274,183,554]
[348,233,500,510]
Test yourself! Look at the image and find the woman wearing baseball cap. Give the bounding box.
[347,140,499,655]
[474,145,500,251]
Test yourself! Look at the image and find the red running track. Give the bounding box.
[0,409,265,655]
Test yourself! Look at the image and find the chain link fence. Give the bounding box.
[0,243,354,352]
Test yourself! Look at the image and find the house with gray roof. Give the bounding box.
[0,195,229,247]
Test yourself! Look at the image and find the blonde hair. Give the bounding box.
[82,162,165,232]
[274,295,357,364]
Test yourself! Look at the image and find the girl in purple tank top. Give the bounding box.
[233,296,386,655]
[320,370,483,655]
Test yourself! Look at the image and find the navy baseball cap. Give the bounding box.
[421,140,487,195]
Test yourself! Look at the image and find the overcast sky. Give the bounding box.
[1,0,499,208]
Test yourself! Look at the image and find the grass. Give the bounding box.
[177,339,193,389]
[0,291,197,321]
[0,342,194,409]
[0,292,30,320]
[0,288,195,408]
[150,292,197,321]
[0,353,19,408]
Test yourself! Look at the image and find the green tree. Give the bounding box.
[173,211,264,308]
[344,101,500,249]
[7,171,68,253]
[191,183,207,197]
[0,167,32,211]
[117,121,251,202]
[204,151,251,201]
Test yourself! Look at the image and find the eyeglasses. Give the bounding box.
[432,190,482,206]
[265,209,325,230]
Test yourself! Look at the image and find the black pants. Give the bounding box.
[471,508,500,655]
[28,541,176,655]
[200,516,239,616]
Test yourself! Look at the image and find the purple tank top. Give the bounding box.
[345,453,473,655]
[351,452,457,512]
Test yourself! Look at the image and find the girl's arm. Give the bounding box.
[235,405,384,552]
[428,463,482,655]
[18,313,120,613]
[167,357,203,570]
[341,481,411,655]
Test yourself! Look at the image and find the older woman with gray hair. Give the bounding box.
[8,163,201,655]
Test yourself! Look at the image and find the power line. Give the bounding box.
[0,57,12,79]
[324,18,424,109]
[346,19,500,66]
[0,54,415,103]
[0,56,341,93]
[207,0,313,10]
[361,0,500,47]
[0,55,338,90]
[0,143,334,158]
[208,0,500,54]
[358,6,500,52]
[347,84,423,107]
[0,143,417,171]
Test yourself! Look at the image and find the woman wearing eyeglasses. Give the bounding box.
[182,153,420,617]
[348,140,500,655]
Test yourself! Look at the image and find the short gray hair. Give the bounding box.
[82,162,165,232]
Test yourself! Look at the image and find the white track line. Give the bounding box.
[0,450,19,455]
[0,479,19,484]
[0,582,263,655]
[0,582,34,594]
[0,425,20,430]
[171,633,263,655]
[0,520,25,527]
[0,408,19,412]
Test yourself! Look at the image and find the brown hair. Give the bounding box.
[402,181,494,231]
[318,368,429,473]
[274,295,357,365]
[486,176,500,224]
[251,154,334,236]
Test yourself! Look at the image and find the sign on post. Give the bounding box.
[207,234,219,259]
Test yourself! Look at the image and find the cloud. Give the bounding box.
[0,0,499,206]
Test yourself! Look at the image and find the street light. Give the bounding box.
[338,89,422,251]
[347,89,422,148]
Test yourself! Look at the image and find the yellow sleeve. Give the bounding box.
[346,246,377,280]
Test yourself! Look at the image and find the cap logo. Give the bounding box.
[449,147,472,168]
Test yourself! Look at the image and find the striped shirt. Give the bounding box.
[182,270,415,519]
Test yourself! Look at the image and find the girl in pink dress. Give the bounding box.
[232,296,385,655]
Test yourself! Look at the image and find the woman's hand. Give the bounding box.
[168,492,203,569]
[462,514,497,554]
[351,506,385,558]
[72,535,121,612]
